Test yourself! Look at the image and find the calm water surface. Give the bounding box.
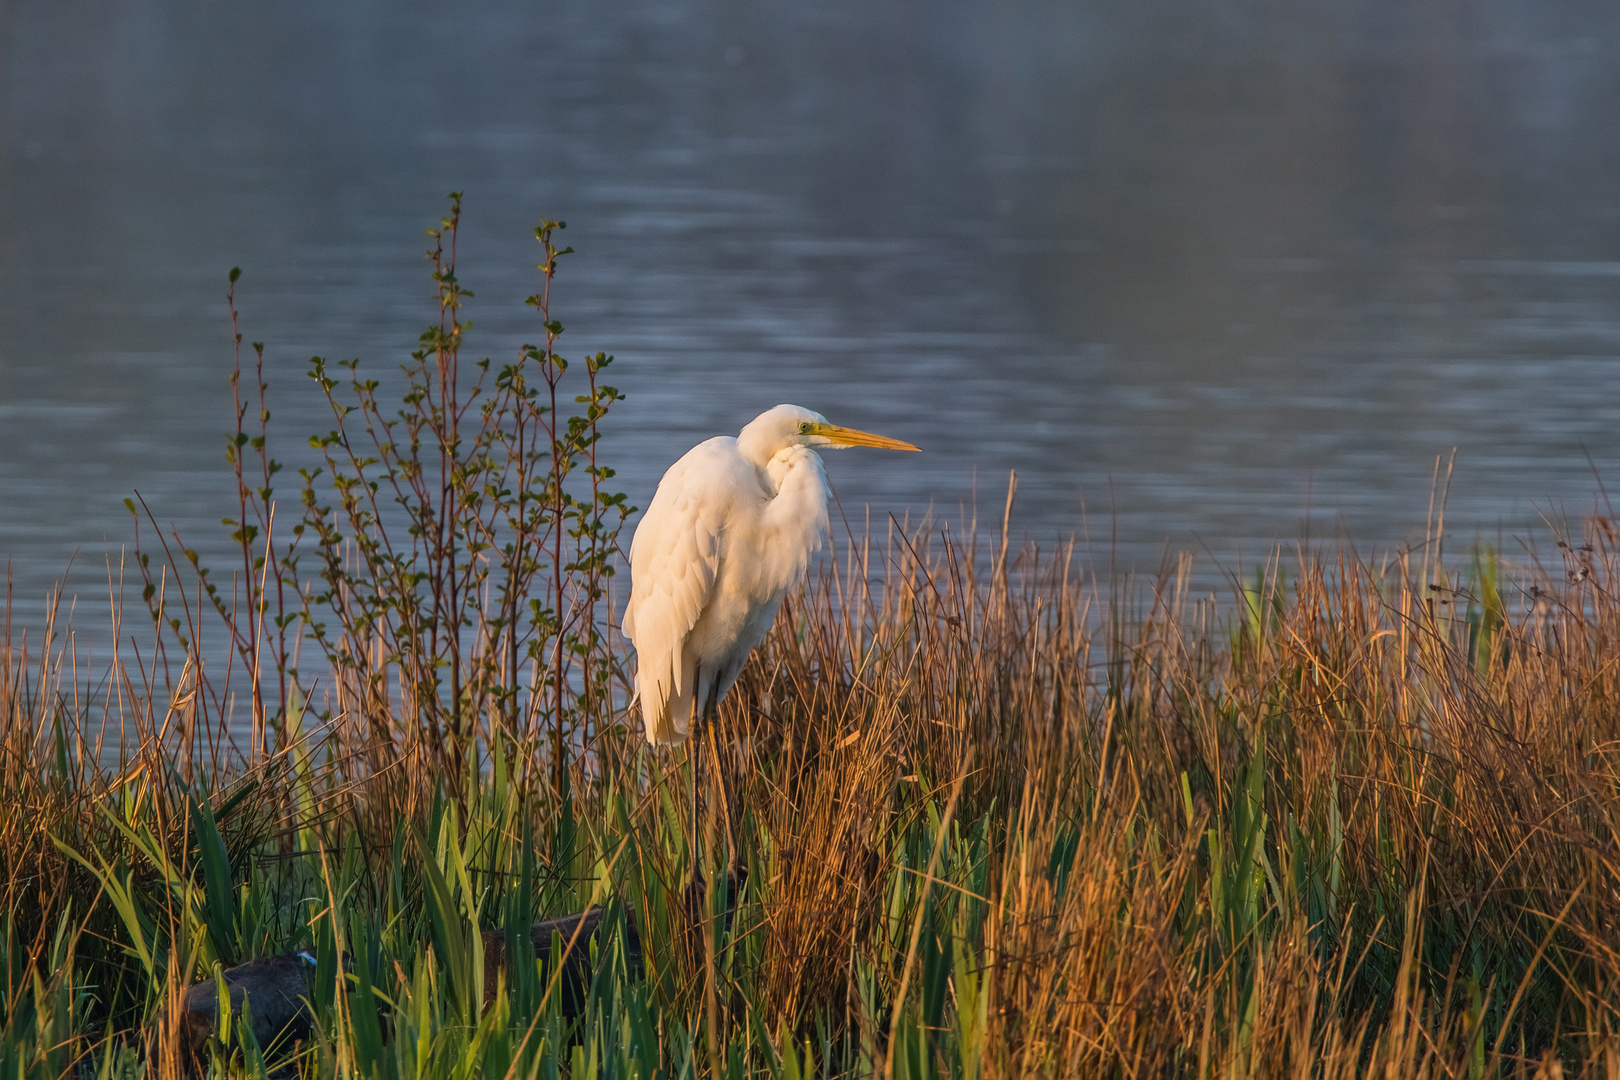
[3,0,1620,638]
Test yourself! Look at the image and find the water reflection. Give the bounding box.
[1,0,1618,636]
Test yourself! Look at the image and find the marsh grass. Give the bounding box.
[6,201,1620,1078]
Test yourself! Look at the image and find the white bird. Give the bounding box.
[623,404,919,746]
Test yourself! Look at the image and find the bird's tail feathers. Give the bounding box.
[641,673,693,746]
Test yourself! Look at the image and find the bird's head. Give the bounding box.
[740,404,920,463]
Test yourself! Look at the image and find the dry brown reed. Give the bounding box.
[10,499,1620,1078]
[696,502,1620,1077]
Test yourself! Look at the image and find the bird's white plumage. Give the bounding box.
[624,403,922,746]
[624,414,831,744]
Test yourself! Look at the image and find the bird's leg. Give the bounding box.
[705,713,737,873]
[689,662,713,898]
[698,675,738,872]
[688,730,701,889]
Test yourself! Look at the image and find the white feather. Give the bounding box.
[623,406,835,745]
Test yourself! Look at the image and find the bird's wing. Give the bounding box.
[623,438,762,744]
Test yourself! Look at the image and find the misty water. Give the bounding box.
[3,0,1619,642]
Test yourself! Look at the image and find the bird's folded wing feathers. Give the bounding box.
[624,444,754,741]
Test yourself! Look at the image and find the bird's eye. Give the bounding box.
[798,422,812,434]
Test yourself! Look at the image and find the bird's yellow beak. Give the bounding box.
[811,423,921,451]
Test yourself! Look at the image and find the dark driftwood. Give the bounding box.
[150,953,319,1074]
[478,872,745,1012]
[152,884,739,1067]
[480,905,644,1015]
[151,906,645,1069]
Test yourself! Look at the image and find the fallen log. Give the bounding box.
[149,952,322,1075]
[150,879,738,1071]
[480,905,643,1014]
[148,906,643,1071]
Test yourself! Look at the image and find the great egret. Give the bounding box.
[622,404,919,863]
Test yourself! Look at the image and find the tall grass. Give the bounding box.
[4,201,1620,1078]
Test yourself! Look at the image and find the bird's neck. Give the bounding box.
[735,425,783,471]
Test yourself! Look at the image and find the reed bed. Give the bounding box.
[5,202,1620,1079]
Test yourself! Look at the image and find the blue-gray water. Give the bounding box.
[3,0,1619,637]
